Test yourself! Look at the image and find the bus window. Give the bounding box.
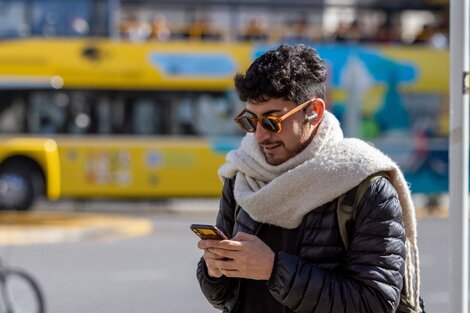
[31,0,92,37]
[67,92,92,134]
[0,93,25,132]
[192,93,243,136]
[28,92,67,134]
[0,1,29,39]
[133,99,160,135]
[176,97,196,135]
[96,96,112,134]
[0,0,113,39]
[22,90,258,137]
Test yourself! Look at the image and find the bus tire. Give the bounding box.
[0,169,35,211]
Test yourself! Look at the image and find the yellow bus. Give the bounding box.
[0,38,253,210]
[0,0,450,210]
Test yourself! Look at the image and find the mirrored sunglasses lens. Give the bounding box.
[261,118,280,133]
[239,117,257,132]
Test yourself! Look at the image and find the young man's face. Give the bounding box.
[245,98,321,165]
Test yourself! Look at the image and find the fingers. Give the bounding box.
[214,259,242,278]
[204,257,224,278]
[219,269,240,278]
[197,232,254,251]
[232,231,256,241]
[204,250,239,278]
[208,248,238,260]
[203,249,222,260]
[203,250,226,278]
[207,268,223,278]
[198,239,243,251]
[199,232,275,280]
[214,258,239,270]
[198,239,221,250]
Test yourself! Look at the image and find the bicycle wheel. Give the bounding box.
[0,268,45,313]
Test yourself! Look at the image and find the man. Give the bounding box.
[196,44,420,313]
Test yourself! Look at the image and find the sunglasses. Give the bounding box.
[234,98,316,133]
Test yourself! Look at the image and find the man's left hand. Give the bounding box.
[203,232,275,280]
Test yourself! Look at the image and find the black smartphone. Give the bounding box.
[190,224,228,240]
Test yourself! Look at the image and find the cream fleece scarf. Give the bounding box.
[218,111,420,311]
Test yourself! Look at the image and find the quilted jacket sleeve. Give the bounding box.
[267,177,407,313]
[196,178,239,309]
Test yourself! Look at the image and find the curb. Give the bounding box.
[33,198,221,216]
[0,211,153,246]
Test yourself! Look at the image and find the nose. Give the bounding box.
[254,122,272,143]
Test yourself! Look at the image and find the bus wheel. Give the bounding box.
[0,171,34,211]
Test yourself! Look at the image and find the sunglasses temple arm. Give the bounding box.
[279,99,314,121]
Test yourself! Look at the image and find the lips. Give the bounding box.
[261,143,281,152]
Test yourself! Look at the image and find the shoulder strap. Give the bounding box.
[229,176,241,223]
[234,203,241,222]
[336,172,390,250]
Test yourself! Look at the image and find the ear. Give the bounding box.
[307,98,325,125]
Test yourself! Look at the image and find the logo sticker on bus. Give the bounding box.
[146,151,162,168]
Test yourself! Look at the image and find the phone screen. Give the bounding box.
[190,224,228,240]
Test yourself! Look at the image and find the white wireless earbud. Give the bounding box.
[306,112,318,121]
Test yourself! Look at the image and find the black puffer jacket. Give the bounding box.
[197,176,406,313]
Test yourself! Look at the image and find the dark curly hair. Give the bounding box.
[234,44,327,104]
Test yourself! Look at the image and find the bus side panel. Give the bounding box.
[57,137,234,198]
[0,39,253,91]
